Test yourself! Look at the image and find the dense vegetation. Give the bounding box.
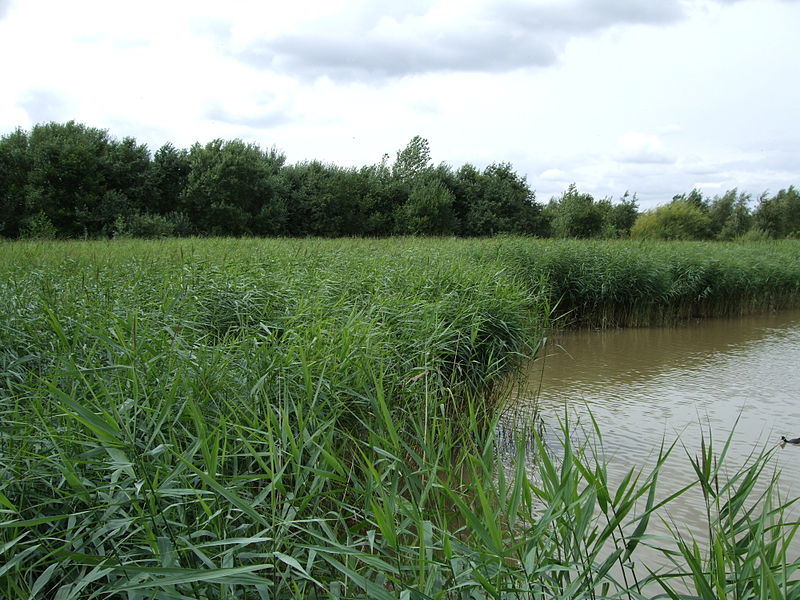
[2,121,800,241]
[3,238,800,597]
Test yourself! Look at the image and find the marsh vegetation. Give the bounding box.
[2,237,800,598]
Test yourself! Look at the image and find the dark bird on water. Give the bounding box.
[781,436,800,445]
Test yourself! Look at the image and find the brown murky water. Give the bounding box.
[512,309,800,567]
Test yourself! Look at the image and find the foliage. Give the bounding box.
[493,237,800,326]
[2,238,800,597]
[754,185,800,238]
[544,187,640,240]
[457,162,545,236]
[738,227,772,241]
[597,191,639,238]
[673,188,708,211]
[397,176,457,235]
[278,161,380,237]
[0,127,30,237]
[4,121,800,240]
[114,211,193,238]
[392,135,432,182]
[18,210,58,239]
[631,199,712,240]
[180,139,285,235]
[23,121,120,236]
[708,188,753,240]
[546,184,604,238]
[107,136,151,212]
[147,142,190,215]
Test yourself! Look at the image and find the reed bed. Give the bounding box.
[491,238,800,327]
[1,237,800,598]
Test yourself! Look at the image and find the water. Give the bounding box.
[509,309,800,570]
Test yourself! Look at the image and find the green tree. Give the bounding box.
[107,136,151,211]
[481,163,542,235]
[19,210,57,239]
[180,139,285,235]
[280,161,354,236]
[451,163,481,234]
[396,176,456,235]
[630,200,712,240]
[673,188,708,212]
[546,184,604,238]
[753,186,800,238]
[147,143,190,215]
[392,136,431,182]
[0,128,31,237]
[24,121,117,237]
[357,159,404,235]
[598,192,639,238]
[452,162,544,236]
[1,122,159,238]
[708,189,752,240]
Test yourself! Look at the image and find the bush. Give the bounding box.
[737,227,772,241]
[547,184,604,238]
[115,211,192,238]
[19,211,58,239]
[397,178,457,235]
[631,200,711,240]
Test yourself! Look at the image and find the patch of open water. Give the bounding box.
[505,309,800,580]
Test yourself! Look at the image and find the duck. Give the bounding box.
[781,436,800,445]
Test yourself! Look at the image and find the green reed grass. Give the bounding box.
[1,237,800,598]
[491,238,800,327]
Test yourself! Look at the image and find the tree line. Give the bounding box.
[1,121,798,240]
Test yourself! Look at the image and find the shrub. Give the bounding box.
[19,210,58,239]
[116,211,192,238]
[547,184,604,238]
[737,227,772,241]
[630,200,711,240]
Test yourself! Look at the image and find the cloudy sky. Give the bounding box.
[1,0,798,208]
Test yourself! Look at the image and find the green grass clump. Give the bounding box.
[1,237,800,598]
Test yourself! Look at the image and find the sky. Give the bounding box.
[0,0,798,209]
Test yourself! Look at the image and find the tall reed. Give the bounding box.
[493,238,800,327]
[2,237,799,597]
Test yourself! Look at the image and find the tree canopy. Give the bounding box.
[1,122,798,240]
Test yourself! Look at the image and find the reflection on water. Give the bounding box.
[512,309,800,564]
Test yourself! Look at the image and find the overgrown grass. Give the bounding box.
[1,237,799,598]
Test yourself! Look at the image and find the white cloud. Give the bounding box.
[615,132,675,165]
[540,168,569,181]
[656,123,683,135]
[0,0,798,210]
[18,89,73,124]
[692,181,724,190]
[230,0,688,80]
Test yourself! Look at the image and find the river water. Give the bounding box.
[508,309,800,571]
